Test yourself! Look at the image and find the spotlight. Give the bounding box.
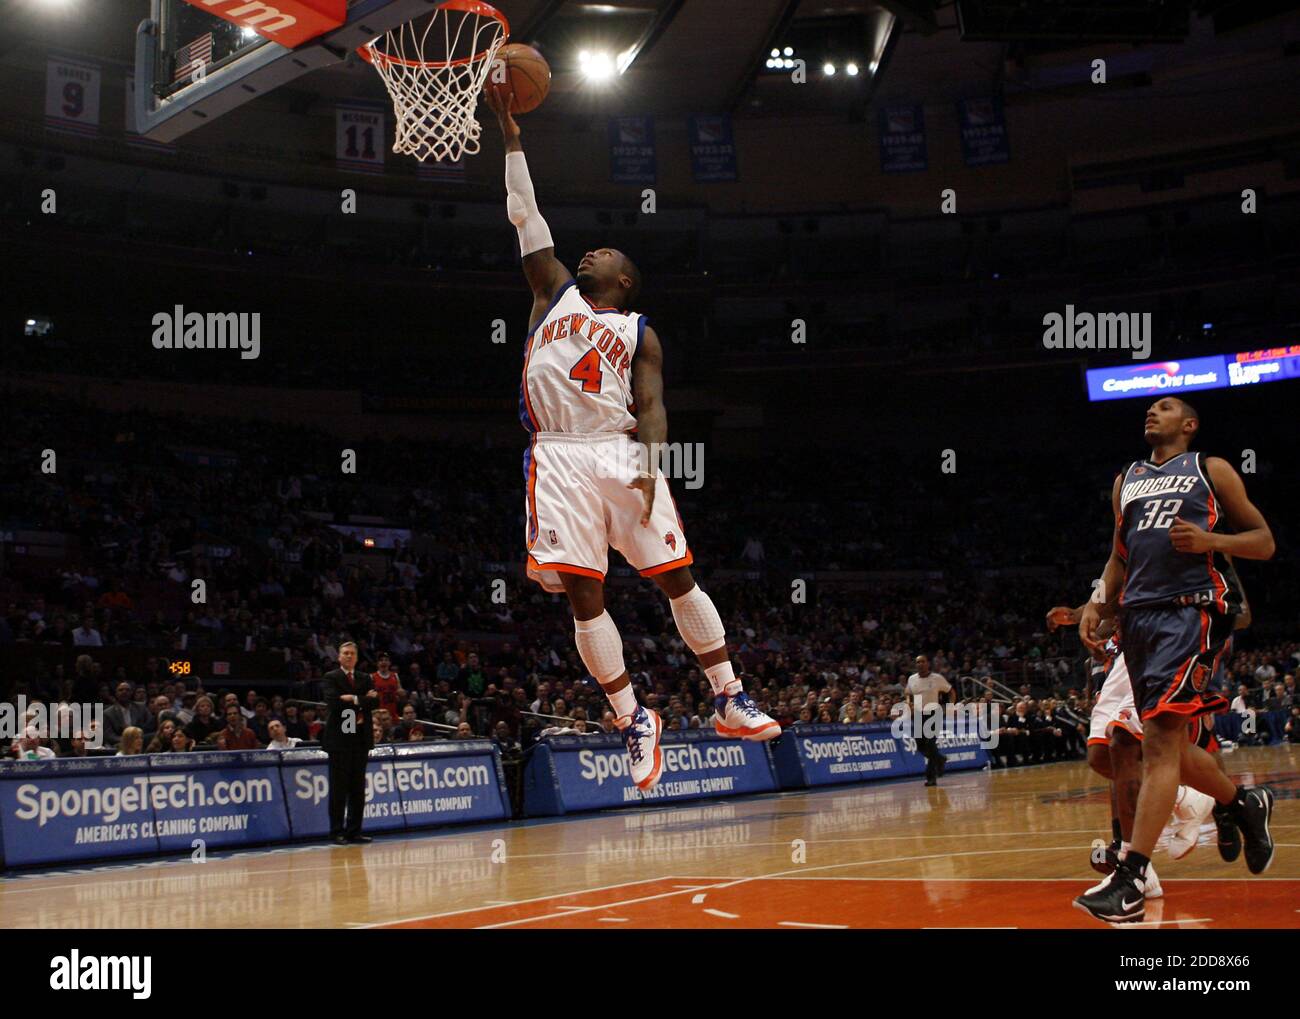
[770,48,779,58]
[579,49,615,81]
[846,62,859,76]
[783,46,793,56]
[823,62,836,76]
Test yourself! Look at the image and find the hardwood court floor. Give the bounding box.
[1,744,1295,930]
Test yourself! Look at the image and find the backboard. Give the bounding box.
[134,0,450,142]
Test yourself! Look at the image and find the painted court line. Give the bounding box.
[703,908,740,919]
[1121,918,1214,928]
[357,875,678,928]
[691,893,707,904]
[475,880,735,929]
[779,920,848,929]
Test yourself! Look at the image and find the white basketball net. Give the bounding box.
[362,3,507,164]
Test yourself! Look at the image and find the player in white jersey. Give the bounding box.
[485,91,779,792]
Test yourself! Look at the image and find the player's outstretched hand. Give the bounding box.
[1045,605,1078,631]
[483,83,520,143]
[627,474,655,527]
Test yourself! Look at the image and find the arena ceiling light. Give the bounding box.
[578,49,616,81]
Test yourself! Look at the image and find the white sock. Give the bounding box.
[704,662,740,697]
[607,684,638,722]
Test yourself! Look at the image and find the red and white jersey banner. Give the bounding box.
[45,55,101,138]
[336,103,386,174]
[178,0,347,50]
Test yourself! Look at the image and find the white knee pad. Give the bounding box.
[574,611,626,685]
[669,586,727,655]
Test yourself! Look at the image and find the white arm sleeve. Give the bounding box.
[505,150,554,256]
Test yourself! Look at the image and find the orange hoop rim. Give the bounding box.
[358,0,510,70]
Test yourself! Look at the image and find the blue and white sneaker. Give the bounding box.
[713,691,781,742]
[618,706,663,790]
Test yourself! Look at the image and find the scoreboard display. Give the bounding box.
[1085,345,1300,401]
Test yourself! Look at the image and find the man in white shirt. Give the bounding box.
[265,719,300,750]
[906,655,953,787]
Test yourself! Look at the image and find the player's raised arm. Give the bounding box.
[1168,457,1275,561]
[484,87,572,325]
[627,325,667,526]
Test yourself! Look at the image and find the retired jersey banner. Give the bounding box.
[45,55,101,138]
[523,730,776,816]
[878,104,927,173]
[957,96,1010,167]
[608,116,656,184]
[688,114,738,182]
[336,103,386,174]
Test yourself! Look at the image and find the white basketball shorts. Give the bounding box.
[523,432,692,592]
[1088,651,1143,745]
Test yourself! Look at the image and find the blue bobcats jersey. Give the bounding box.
[1117,451,1243,612]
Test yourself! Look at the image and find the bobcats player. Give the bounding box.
[1074,397,1275,923]
[485,90,778,792]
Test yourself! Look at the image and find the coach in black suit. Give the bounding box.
[322,641,378,844]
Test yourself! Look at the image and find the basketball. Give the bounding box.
[489,43,551,114]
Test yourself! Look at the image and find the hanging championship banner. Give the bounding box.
[336,102,386,174]
[609,115,656,184]
[957,96,1010,167]
[45,55,101,138]
[878,104,926,173]
[688,114,738,182]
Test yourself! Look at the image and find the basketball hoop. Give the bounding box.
[359,0,509,164]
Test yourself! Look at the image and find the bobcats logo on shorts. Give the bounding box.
[664,531,677,551]
[548,529,558,545]
[1117,708,1132,722]
[1190,662,1211,692]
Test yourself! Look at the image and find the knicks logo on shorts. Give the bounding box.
[1117,708,1132,722]
[548,529,558,545]
[664,531,677,551]
[1190,663,1211,692]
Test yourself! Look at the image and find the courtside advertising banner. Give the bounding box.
[146,749,289,851]
[0,755,158,866]
[0,745,511,867]
[523,729,776,816]
[772,722,989,788]
[282,743,510,837]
